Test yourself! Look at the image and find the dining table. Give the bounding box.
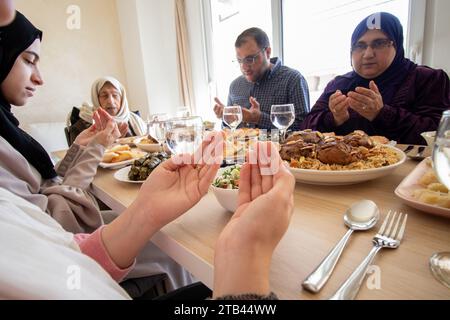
[59,145,450,300]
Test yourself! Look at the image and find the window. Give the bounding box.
[282,0,411,105]
[208,0,273,104]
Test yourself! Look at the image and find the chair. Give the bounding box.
[64,107,84,146]
[120,274,168,299]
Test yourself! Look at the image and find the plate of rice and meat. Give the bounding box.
[280,130,406,185]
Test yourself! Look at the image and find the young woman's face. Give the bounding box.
[1,38,44,106]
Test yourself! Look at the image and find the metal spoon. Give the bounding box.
[302,200,380,293]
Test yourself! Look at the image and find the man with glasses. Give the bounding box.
[213,27,310,131]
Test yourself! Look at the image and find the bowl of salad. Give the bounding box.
[211,165,240,212]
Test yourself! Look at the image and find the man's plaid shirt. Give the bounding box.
[227,57,310,131]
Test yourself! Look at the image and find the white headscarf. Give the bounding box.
[90,76,147,136]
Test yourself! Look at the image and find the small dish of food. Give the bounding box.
[116,136,140,147]
[203,121,216,131]
[100,145,147,169]
[421,131,436,148]
[127,152,170,182]
[210,165,240,212]
[395,158,450,218]
[135,136,161,153]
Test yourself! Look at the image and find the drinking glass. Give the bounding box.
[430,110,450,289]
[165,116,203,155]
[148,113,168,151]
[176,106,191,118]
[270,104,295,142]
[223,106,243,134]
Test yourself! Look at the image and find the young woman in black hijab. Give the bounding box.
[0,11,122,233]
[0,11,57,179]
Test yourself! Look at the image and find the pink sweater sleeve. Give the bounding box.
[75,226,135,282]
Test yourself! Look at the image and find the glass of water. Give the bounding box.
[165,116,204,155]
[223,106,243,134]
[176,106,191,118]
[430,110,450,289]
[148,114,169,151]
[271,104,295,142]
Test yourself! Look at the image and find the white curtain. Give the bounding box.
[175,0,196,114]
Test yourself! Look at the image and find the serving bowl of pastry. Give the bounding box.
[280,130,406,185]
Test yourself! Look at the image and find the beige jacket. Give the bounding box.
[0,136,104,233]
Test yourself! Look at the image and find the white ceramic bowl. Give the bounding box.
[211,167,240,212]
[210,185,239,212]
[421,131,436,148]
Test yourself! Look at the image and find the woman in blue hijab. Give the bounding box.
[302,12,449,144]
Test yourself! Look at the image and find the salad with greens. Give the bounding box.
[212,166,241,189]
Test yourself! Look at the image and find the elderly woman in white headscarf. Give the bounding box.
[68,77,147,145]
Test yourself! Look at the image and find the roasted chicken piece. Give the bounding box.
[317,139,357,165]
[280,140,316,161]
[343,130,374,149]
[286,130,323,144]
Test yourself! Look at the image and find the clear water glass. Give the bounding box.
[165,116,203,155]
[223,106,243,134]
[271,104,295,142]
[430,110,450,289]
[148,113,168,150]
[176,106,191,118]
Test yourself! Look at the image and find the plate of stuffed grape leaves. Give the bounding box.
[114,152,169,184]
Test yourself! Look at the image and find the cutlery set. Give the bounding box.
[402,145,427,160]
[302,206,408,300]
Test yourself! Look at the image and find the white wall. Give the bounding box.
[423,0,450,73]
[14,0,128,128]
[116,0,182,119]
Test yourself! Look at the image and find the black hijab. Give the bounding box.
[0,11,57,179]
[324,12,417,106]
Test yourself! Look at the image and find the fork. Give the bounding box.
[329,211,408,300]
[409,146,426,160]
[403,145,414,154]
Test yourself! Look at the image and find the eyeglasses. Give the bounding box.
[234,48,266,66]
[352,39,394,54]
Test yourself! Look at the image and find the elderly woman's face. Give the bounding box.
[352,29,396,79]
[0,38,44,106]
[98,82,122,116]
